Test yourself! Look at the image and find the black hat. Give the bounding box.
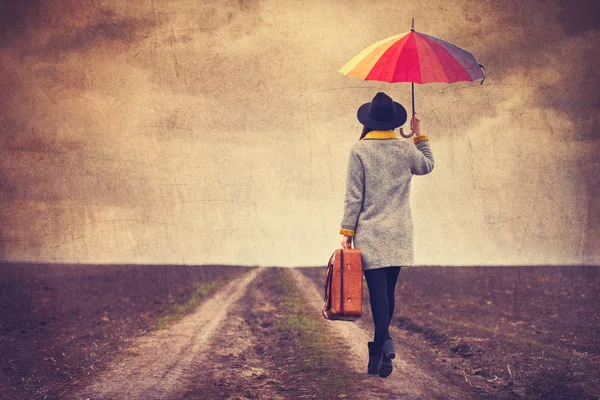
[357,92,407,130]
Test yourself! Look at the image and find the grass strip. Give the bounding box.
[274,268,359,396]
[153,270,248,330]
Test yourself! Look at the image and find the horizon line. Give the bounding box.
[1,261,598,268]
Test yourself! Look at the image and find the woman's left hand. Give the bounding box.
[410,115,422,136]
[341,235,352,249]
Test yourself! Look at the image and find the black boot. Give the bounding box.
[367,342,382,375]
[379,338,395,378]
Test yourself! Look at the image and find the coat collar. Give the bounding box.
[362,130,399,140]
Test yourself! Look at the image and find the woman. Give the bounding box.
[339,92,434,378]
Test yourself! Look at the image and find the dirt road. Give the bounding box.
[73,267,262,399]
[67,267,478,400]
[289,269,471,400]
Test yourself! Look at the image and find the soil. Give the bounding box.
[289,268,473,400]
[301,265,600,399]
[0,263,247,399]
[74,267,263,399]
[1,263,598,399]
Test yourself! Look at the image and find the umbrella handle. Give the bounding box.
[411,82,415,115]
[399,128,414,139]
[399,82,416,138]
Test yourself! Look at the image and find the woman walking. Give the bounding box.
[339,92,434,378]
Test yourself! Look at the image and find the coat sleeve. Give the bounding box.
[410,136,435,176]
[339,148,365,237]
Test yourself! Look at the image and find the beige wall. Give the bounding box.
[0,0,598,266]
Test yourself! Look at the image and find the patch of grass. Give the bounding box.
[152,278,232,330]
[155,318,169,330]
[274,269,357,395]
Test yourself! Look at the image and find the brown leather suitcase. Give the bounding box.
[322,248,363,321]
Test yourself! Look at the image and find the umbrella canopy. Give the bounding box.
[339,30,485,84]
[339,24,485,137]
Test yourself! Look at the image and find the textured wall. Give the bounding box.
[0,0,598,265]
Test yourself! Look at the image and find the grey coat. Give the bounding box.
[340,130,434,270]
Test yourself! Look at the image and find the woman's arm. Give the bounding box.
[409,116,434,175]
[339,148,365,238]
[411,139,434,175]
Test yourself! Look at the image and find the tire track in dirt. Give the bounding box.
[72,267,262,400]
[180,267,373,400]
[289,268,471,400]
[178,268,286,400]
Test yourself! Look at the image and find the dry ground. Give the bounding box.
[1,264,598,399]
[301,265,600,399]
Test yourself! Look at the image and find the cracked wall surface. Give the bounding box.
[0,0,598,265]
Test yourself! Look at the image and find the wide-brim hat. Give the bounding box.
[357,92,407,130]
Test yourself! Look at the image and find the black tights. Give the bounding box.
[364,266,401,354]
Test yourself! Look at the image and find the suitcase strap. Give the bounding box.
[322,252,335,319]
[322,249,353,319]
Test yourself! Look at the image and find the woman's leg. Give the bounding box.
[364,268,392,354]
[385,267,401,324]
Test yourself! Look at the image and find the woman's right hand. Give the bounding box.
[341,235,352,249]
[410,115,421,136]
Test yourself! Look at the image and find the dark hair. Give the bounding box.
[360,125,375,140]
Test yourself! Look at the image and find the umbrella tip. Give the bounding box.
[411,17,414,31]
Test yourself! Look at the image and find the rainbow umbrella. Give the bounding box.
[339,19,485,137]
